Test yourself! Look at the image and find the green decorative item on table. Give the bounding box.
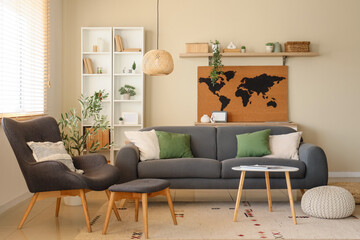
[58,90,111,156]
[209,40,224,86]
[132,61,136,71]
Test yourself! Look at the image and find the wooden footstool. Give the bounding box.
[102,179,177,238]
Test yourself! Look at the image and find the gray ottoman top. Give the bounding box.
[109,179,171,193]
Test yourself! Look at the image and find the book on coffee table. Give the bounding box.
[240,165,282,170]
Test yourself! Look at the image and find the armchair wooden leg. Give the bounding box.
[142,193,149,239]
[165,188,177,225]
[135,198,139,222]
[300,189,305,196]
[55,197,61,217]
[18,193,39,229]
[105,190,121,221]
[102,192,116,235]
[79,189,92,232]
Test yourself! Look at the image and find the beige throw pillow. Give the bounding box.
[264,131,302,160]
[125,130,160,161]
[27,141,83,173]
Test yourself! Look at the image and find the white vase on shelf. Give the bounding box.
[122,93,130,100]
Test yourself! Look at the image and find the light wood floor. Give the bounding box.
[0,177,359,239]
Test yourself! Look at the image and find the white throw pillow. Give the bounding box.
[264,131,302,160]
[125,130,160,161]
[27,141,83,173]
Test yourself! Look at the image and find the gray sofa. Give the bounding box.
[115,126,328,190]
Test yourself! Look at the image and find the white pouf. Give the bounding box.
[301,186,355,219]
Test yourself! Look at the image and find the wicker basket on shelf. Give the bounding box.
[284,41,310,52]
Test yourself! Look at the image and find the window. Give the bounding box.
[0,0,50,118]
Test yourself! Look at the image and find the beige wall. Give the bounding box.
[0,0,63,211]
[62,0,360,173]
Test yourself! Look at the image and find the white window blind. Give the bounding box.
[0,0,49,118]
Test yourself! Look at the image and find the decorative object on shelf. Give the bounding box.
[241,46,246,53]
[122,67,127,73]
[132,61,136,74]
[186,43,208,53]
[58,90,111,156]
[223,48,240,53]
[200,114,211,123]
[97,67,103,74]
[198,66,289,122]
[124,48,141,52]
[93,45,98,52]
[211,39,220,53]
[284,41,310,52]
[119,117,124,125]
[119,84,136,100]
[142,0,174,76]
[97,37,104,52]
[227,42,236,49]
[209,40,223,86]
[273,42,282,52]
[265,42,274,53]
[83,58,94,74]
[122,112,139,125]
[114,35,124,52]
[211,111,227,123]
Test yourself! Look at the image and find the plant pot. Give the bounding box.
[241,48,246,53]
[119,120,123,125]
[131,69,136,74]
[265,45,274,53]
[212,44,219,53]
[63,196,82,206]
[122,93,130,100]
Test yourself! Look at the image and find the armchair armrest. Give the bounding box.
[115,143,140,183]
[27,160,87,193]
[72,154,107,170]
[299,143,328,188]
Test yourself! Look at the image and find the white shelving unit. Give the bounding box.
[81,27,144,163]
[112,27,144,159]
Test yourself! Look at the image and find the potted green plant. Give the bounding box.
[58,89,111,157]
[265,42,274,53]
[241,46,246,53]
[132,61,136,74]
[119,117,124,125]
[210,39,220,53]
[119,84,136,100]
[209,40,223,86]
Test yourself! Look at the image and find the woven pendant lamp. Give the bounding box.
[142,0,174,76]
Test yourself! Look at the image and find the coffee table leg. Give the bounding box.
[285,171,297,224]
[264,171,272,212]
[233,171,246,222]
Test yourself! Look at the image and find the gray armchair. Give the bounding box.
[2,116,121,232]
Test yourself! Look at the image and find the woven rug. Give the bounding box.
[329,182,360,204]
[75,201,360,240]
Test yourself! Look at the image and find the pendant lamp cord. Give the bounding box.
[156,0,159,50]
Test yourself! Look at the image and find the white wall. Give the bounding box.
[62,0,360,173]
[0,0,63,213]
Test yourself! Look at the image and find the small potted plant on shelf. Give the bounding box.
[119,117,124,125]
[209,40,223,86]
[241,46,246,53]
[132,61,136,74]
[265,42,274,53]
[119,84,136,100]
[210,40,220,53]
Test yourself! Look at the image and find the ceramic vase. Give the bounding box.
[123,93,130,100]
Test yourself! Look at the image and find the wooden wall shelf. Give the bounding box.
[179,52,319,58]
[195,122,298,130]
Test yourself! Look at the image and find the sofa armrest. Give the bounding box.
[299,143,328,188]
[72,154,107,170]
[115,143,140,183]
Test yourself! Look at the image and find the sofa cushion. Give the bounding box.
[236,129,271,157]
[156,131,194,158]
[138,158,221,179]
[217,126,297,161]
[221,157,306,179]
[142,126,217,159]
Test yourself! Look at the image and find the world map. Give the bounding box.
[199,71,286,111]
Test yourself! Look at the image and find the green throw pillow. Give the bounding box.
[155,131,194,159]
[236,129,271,157]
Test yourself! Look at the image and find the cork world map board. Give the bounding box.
[198,66,288,122]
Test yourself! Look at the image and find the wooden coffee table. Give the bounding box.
[232,165,299,224]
